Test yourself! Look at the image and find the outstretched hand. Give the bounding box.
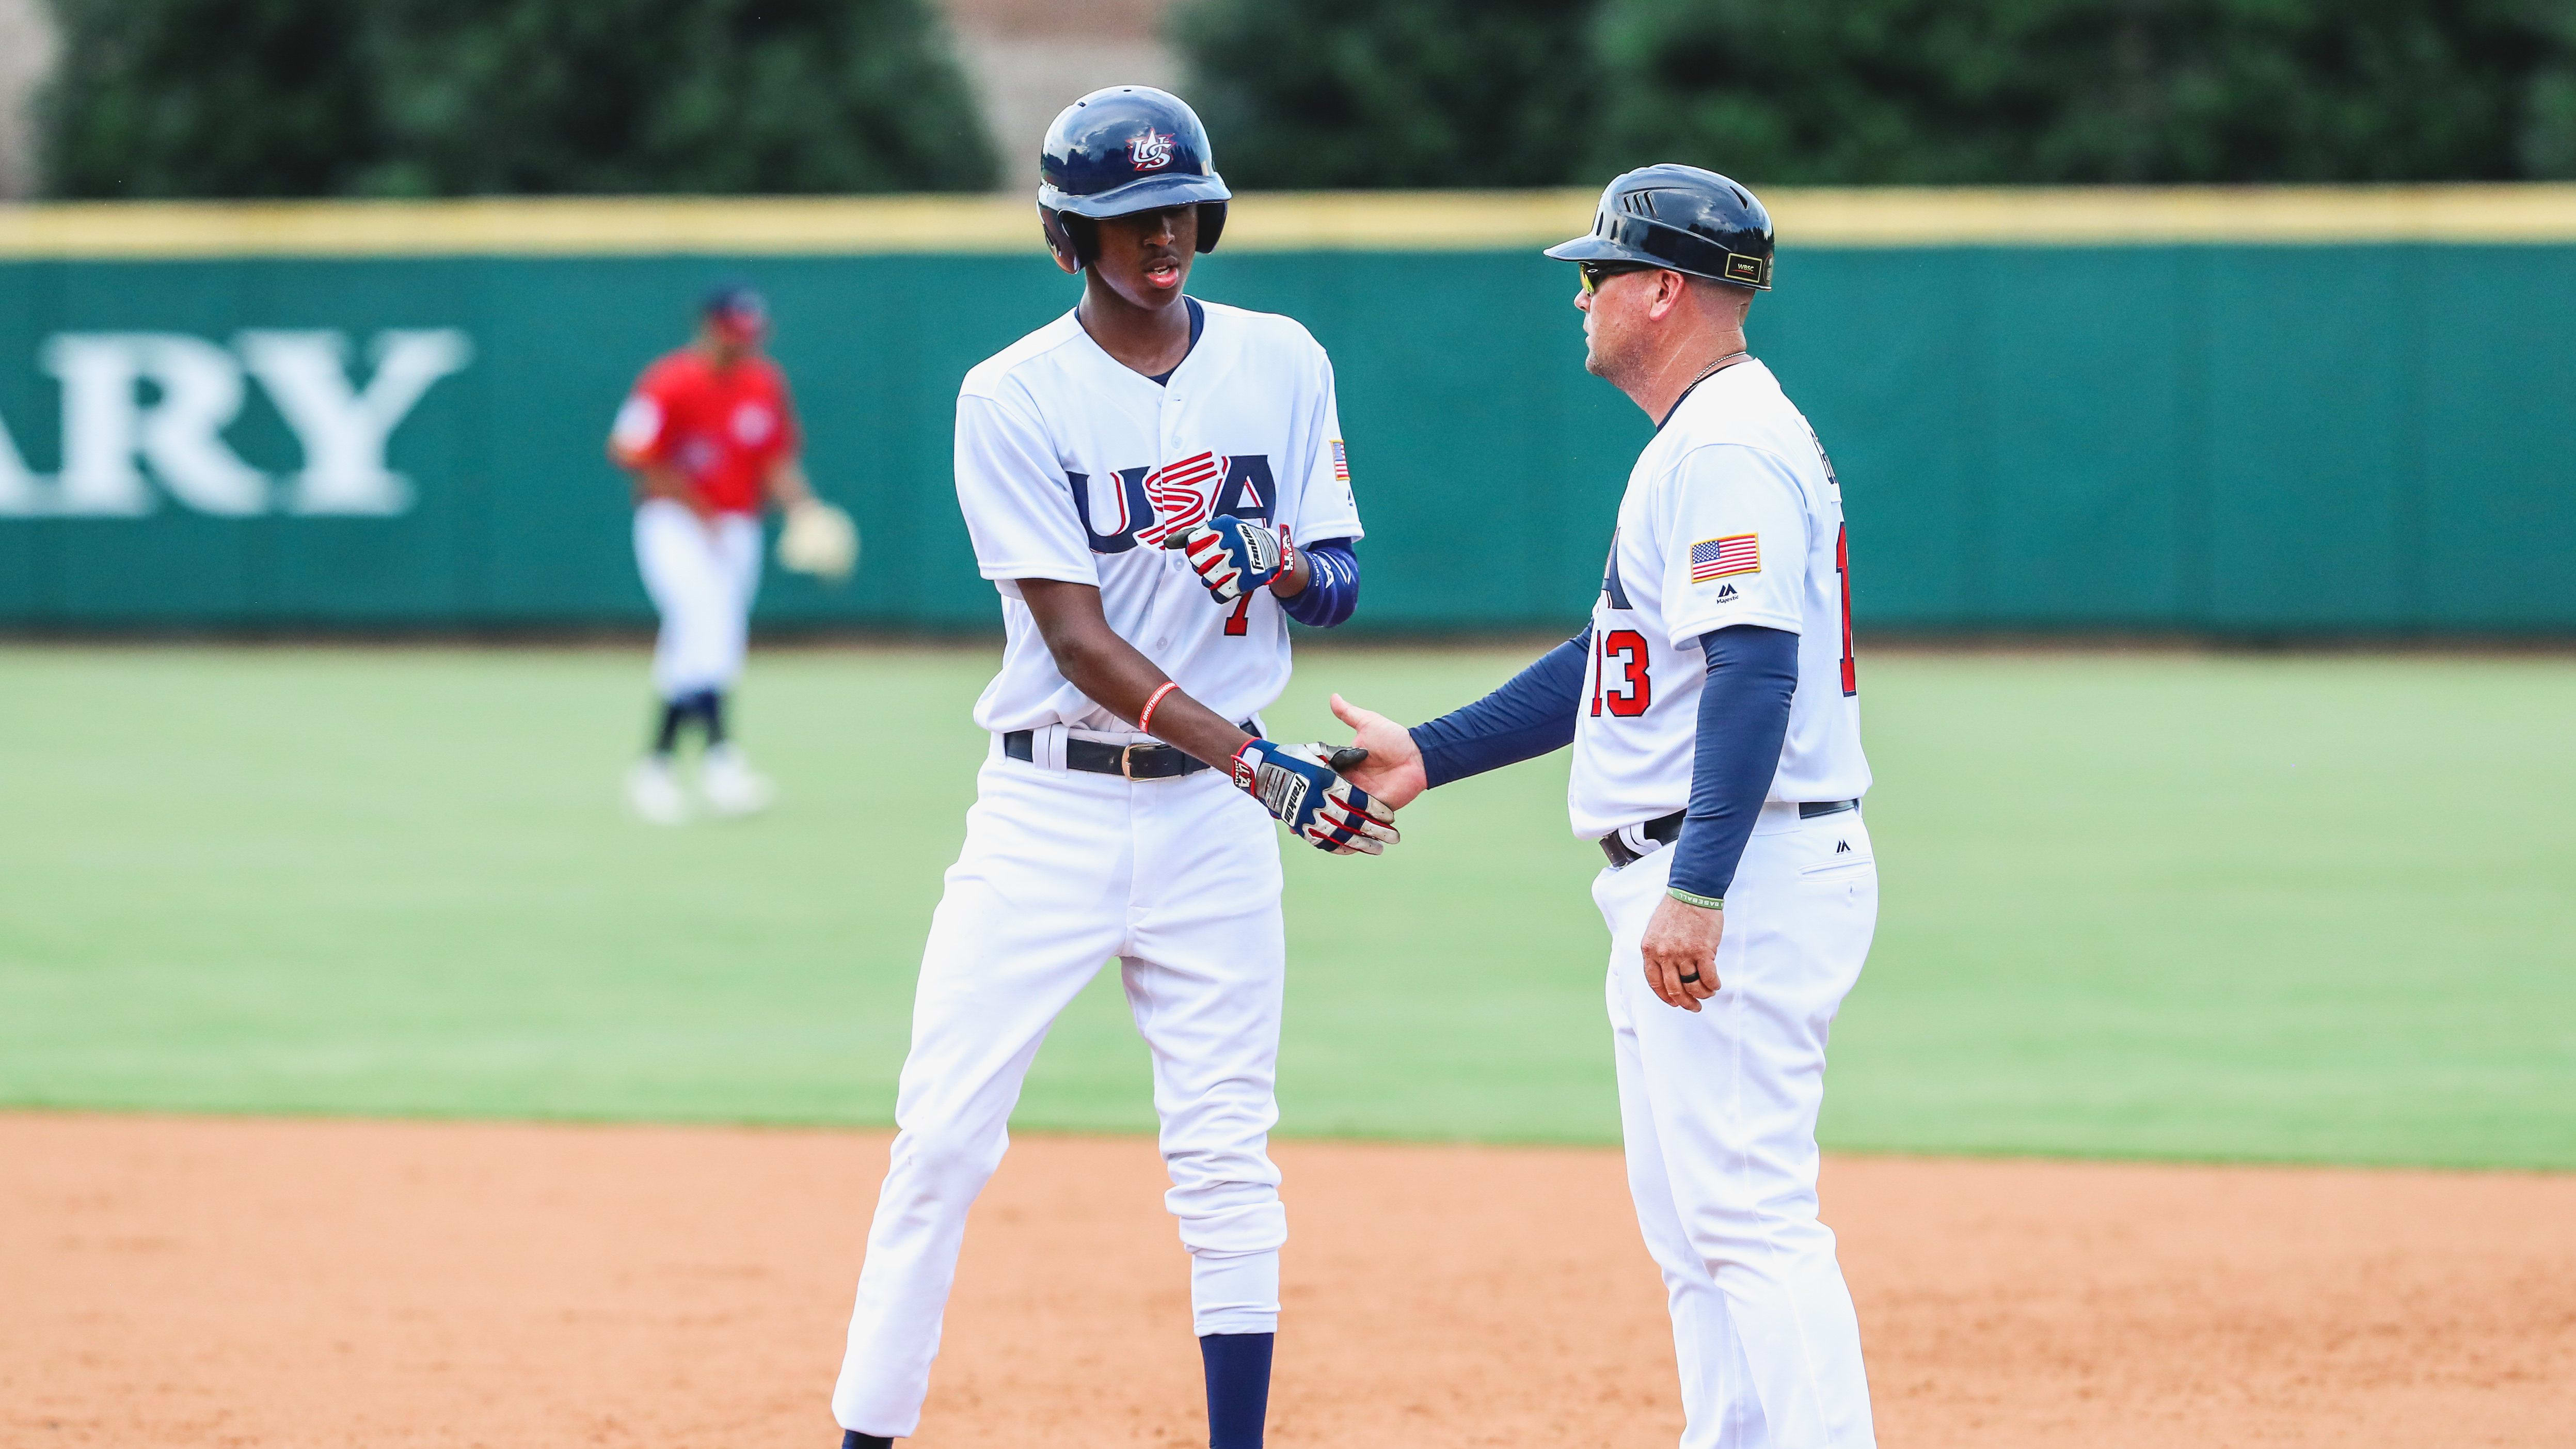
[1327,694,1428,810]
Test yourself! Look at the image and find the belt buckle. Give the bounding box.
[1119,743,1145,781]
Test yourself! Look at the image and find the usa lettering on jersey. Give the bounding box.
[1070,454,1278,553]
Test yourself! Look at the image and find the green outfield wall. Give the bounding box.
[2,189,2572,634]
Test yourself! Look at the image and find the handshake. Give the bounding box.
[1229,700,1427,861]
[1230,737,1397,857]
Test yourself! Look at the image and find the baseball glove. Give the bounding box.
[777,499,860,581]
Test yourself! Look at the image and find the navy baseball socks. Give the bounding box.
[836,1332,1269,1449]
[649,688,728,756]
[1201,1330,1275,1449]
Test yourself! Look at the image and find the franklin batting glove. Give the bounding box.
[1231,738,1400,856]
[1163,515,1293,604]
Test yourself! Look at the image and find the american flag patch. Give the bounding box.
[1330,439,1349,482]
[1690,534,1759,582]
[1139,450,1222,544]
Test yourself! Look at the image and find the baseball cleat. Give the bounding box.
[625,757,690,825]
[697,745,774,817]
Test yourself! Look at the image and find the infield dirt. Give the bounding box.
[6,1114,2570,1448]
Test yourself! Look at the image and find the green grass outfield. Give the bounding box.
[3,643,2570,1170]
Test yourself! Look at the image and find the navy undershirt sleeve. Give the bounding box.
[1406,627,1591,788]
[1279,538,1358,628]
[1665,625,1800,904]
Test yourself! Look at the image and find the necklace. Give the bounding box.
[1684,349,1751,392]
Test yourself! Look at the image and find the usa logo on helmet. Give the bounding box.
[1128,130,1174,170]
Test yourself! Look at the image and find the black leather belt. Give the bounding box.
[1003,722,1254,781]
[1598,800,1858,868]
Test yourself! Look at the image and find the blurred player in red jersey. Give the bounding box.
[608,285,853,823]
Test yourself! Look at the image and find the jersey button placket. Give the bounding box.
[1149,395,1182,654]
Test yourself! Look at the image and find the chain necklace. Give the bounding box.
[1684,349,1751,392]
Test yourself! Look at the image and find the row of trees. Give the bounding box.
[39,0,2576,196]
[1174,0,2576,187]
[45,0,994,198]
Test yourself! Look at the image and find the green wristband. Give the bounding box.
[1667,887,1725,911]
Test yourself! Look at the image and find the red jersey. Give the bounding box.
[610,349,799,514]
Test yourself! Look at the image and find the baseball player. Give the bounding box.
[608,285,856,823]
[829,87,1392,1449]
[1329,167,1880,1448]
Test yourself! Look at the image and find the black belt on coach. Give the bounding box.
[1598,800,1858,868]
[1002,722,1257,781]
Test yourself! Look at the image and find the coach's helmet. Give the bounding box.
[1545,165,1773,291]
[1038,86,1231,270]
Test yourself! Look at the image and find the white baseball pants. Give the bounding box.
[833,741,1289,1439]
[1594,802,1880,1449]
[632,498,761,699]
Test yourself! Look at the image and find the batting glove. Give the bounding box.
[1231,738,1401,856]
[1163,515,1294,604]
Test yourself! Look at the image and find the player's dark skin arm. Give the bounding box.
[1019,577,1254,768]
[1061,205,1313,600]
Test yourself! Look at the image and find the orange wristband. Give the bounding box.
[1136,681,1181,737]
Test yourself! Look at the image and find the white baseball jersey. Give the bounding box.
[1568,358,1869,840]
[955,300,1363,734]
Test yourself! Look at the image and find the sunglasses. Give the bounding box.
[1578,260,1654,295]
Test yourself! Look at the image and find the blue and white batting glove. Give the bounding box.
[1164,515,1294,604]
[1231,738,1401,856]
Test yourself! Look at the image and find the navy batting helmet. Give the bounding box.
[1545,165,1773,291]
[1038,86,1231,269]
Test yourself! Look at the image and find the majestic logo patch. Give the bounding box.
[1690,533,1759,583]
[1836,840,1852,853]
[1129,130,1175,170]
[1713,582,1739,603]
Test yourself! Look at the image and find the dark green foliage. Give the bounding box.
[1592,0,2576,184]
[1175,0,2576,186]
[44,0,997,198]
[42,0,378,197]
[1169,0,1599,187]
